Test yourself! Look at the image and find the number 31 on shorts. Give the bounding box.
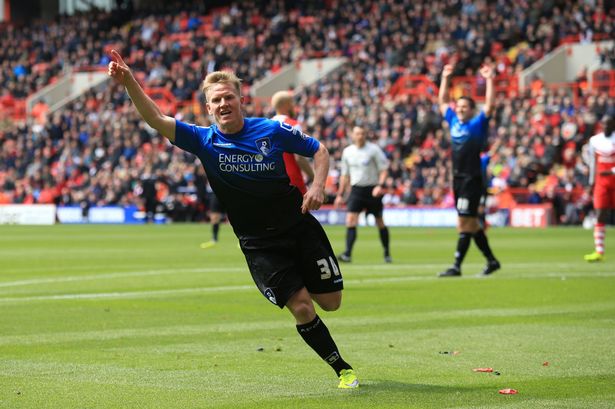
[317,257,340,280]
[457,197,469,212]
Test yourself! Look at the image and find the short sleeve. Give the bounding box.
[375,146,389,171]
[444,107,456,126]
[470,111,489,139]
[272,120,320,157]
[340,149,349,176]
[173,120,202,155]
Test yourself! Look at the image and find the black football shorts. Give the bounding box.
[453,176,483,217]
[239,213,343,308]
[347,185,383,217]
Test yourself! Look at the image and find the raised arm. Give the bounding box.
[438,64,454,116]
[480,64,496,118]
[301,143,329,214]
[107,49,176,142]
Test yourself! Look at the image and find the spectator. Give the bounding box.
[0,0,613,223]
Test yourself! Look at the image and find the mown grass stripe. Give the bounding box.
[1,271,614,303]
[1,262,613,289]
[0,301,611,346]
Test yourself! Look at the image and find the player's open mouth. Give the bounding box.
[220,110,232,118]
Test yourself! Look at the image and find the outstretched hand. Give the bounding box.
[442,64,454,79]
[107,49,132,86]
[479,64,495,79]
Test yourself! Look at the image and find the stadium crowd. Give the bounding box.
[0,0,614,223]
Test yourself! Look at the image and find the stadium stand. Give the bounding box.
[0,0,614,224]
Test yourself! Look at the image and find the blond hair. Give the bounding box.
[201,71,242,100]
[271,90,293,112]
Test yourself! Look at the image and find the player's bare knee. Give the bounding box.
[459,216,479,233]
[319,299,341,311]
[287,297,316,322]
[312,292,342,311]
[346,213,359,226]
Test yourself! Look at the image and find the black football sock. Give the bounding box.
[212,223,220,241]
[473,229,495,261]
[454,232,473,268]
[296,315,352,376]
[345,227,357,256]
[378,227,390,256]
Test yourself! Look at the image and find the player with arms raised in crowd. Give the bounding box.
[437,63,501,277]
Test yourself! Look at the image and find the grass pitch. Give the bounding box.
[0,224,614,408]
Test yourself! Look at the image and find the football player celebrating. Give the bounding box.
[108,50,358,388]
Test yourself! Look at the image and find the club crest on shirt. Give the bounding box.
[255,137,272,156]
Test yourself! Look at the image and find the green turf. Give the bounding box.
[0,224,613,408]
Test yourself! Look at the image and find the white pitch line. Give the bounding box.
[0,262,594,289]
[0,267,246,289]
[0,271,614,304]
[0,284,255,302]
